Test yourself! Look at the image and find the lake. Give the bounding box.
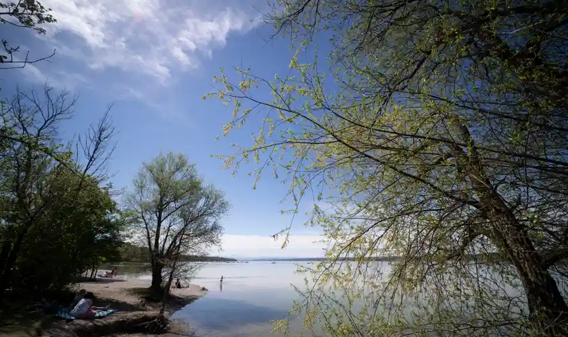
[171,261,322,337]
[115,260,558,337]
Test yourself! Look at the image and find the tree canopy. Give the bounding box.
[126,152,228,291]
[0,85,121,304]
[209,0,568,336]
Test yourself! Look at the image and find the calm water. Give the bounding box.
[171,261,321,337]
[110,261,556,337]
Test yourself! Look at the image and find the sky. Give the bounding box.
[2,0,329,258]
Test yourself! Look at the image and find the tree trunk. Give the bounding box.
[160,262,177,317]
[0,241,11,304]
[0,241,11,277]
[453,121,568,335]
[0,241,12,295]
[0,231,28,303]
[151,261,164,292]
[493,216,568,335]
[524,271,568,335]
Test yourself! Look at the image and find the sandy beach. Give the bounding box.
[39,276,208,337]
[78,277,207,312]
[0,268,208,337]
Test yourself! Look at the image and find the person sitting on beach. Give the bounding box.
[69,289,86,309]
[175,278,182,289]
[70,292,109,318]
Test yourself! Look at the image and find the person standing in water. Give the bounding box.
[220,276,223,283]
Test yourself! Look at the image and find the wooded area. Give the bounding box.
[0,85,124,304]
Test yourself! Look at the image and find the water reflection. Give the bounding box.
[103,261,563,337]
[171,262,311,336]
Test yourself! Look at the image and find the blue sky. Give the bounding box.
[2,0,329,258]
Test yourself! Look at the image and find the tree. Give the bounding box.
[0,0,56,70]
[14,167,124,293]
[126,152,227,292]
[208,0,568,335]
[0,84,117,303]
[118,242,151,263]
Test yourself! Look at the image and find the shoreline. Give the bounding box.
[79,277,207,312]
[42,276,207,337]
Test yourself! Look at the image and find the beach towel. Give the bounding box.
[94,309,117,318]
[55,309,76,320]
[55,308,117,320]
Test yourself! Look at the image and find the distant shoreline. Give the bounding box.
[238,254,502,262]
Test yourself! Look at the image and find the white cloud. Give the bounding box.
[40,0,262,84]
[20,63,47,83]
[19,62,89,89]
[215,234,328,258]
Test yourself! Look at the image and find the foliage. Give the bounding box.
[125,152,228,291]
[208,0,568,336]
[119,242,151,263]
[14,168,123,293]
[0,0,56,69]
[0,85,119,304]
